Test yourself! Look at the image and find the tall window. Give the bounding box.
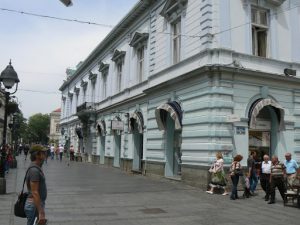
[83,88,86,103]
[251,7,268,57]
[56,124,60,133]
[117,62,123,92]
[137,46,145,82]
[111,50,126,93]
[102,71,107,99]
[172,20,181,64]
[91,82,96,103]
[75,92,79,108]
[69,98,73,115]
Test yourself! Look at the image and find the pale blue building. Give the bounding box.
[59,0,300,187]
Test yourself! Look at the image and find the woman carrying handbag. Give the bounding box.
[229,154,244,200]
[206,152,228,195]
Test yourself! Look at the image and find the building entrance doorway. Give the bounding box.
[248,98,285,162]
[249,130,270,162]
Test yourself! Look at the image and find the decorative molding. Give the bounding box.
[160,0,188,23]
[73,87,80,95]
[266,0,286,6]
[98,62,109,73]
[88,71,97,82]
[80,79,88,89]
[68,92,73,98]
[129,32,149,48]
[111,49,126,63]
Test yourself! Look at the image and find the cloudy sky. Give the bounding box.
[0,0,138,119]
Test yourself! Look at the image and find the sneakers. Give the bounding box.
[222,192,229,196]
[206,191,213,194]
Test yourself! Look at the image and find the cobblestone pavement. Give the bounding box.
[1,155,299,225]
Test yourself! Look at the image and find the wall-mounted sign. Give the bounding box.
[236,126,246,135]
[254,120,271,130]
[226,114,240,122]
[111,120,124,130]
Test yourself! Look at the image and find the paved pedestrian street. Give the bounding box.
[1,156,299,225]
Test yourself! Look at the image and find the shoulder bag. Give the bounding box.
[14,166,42,218]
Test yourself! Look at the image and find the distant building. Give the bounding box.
[49,108,61,144]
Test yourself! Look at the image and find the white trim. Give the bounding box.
[249,98,285,131]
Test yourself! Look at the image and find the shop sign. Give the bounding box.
[254,120,271,130]
[111,120,124,130]
[236,126,245,135]
[226,114,240,122]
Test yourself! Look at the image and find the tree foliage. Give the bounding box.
[26,113,50,144]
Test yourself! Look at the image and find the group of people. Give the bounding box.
[49,144,64,161]
[207,151,299,204]
[0,144,14,175]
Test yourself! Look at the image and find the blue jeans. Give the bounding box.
[25,200,45,225]
[250,171,258,192]
[230,175,239,199]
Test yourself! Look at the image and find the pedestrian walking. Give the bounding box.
[260,154,271,201]
[284,152,299,186]
[242,172,251,198]
[24,144,29,161]
[50,144,55,160]
[55,146,59,160]
[229,154,243,200]
[268,155,286,204]
[206,152,228,195]
[18,144,24,155]
[24,144,48,225]
[70,145,75,161]
[247,151,258,195]
[59,145,64,162]
[45,145,50,164]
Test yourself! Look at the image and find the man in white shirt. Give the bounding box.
[50,144,55,160]
[260,154,271,201]
[59,145,64,162]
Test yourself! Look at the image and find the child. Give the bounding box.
[243,172,251,198]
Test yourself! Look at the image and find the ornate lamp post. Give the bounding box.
[0,60,20,194]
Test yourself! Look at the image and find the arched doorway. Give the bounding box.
[155,101,183,178]
[248,98,285,161]
[129,112,144,172]
[96,120,106,165]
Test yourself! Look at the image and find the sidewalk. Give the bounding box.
[1,155,299,225]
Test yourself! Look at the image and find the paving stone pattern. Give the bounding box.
[1,155,299,225]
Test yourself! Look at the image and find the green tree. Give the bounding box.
[12,111,27,144]
[27,113,50,144]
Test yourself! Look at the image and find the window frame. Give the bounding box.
[102,70,108,99]
[136,46,145,82]
[116,61,123,92]
[172,19,182,64]
[251,7,269,58]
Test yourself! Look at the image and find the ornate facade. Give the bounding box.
[59,0,300,187]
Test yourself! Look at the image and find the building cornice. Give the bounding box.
[59,0,155,92]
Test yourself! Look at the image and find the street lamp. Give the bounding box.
[0,60,19,194]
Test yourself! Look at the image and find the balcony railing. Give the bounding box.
[76,102,95,114]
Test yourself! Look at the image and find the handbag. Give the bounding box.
[14,166,42,218]
[211,171,226,186]
[233,162,243,176]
